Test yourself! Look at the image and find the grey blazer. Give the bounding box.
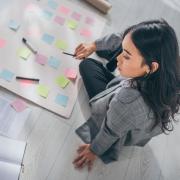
[75,34,162,164]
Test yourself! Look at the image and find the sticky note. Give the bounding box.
[56,75,70,88]
[8,20,20,31]
[11,99,27,112]
[67,20,78,30]
[80,28,92,38]
[55,94,68,107]
[42,10,53,20]
[71,12,82,21]
[26,3,40,13]
[37,85,49,98]
[0,38,6,48]
[0,69,14,82]
[48,56,60,69]
[42,33,55,45]
[64,68,77,80]
[55,40,68,50]
[47,0,58,9]
[58,5,70,15]
[54,16,65,25]
[27,27,41,38]
[35,53,48,65]
[18,47,31,60]
[85,17,94,25]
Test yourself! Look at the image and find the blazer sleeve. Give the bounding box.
[95,33,122,53]
[90,88,137,156]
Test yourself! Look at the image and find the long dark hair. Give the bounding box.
[123,19,180,133]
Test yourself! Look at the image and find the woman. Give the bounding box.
[72,19,180,171]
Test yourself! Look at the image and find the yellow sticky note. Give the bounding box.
[37,85,49,98]
[55,40,68,50]
[67,20,78,30]
[18,47,31,60]
[56,75,70,88]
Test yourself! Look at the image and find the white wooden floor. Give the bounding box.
[1,0,180,179]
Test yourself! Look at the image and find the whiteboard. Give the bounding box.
[0,0,106,118]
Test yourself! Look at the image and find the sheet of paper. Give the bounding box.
[37,85,49,98]
[0,38,6,48]
[0,135,26,165]
[8,20,20,31]
[17,47,31,60]
[55,40,68,50]
[56,75,70,88]
[58,5,70,15]
[71,12,82,21]
[55,94,68,107]
[0,161,21,180]
[48,56,60,69]
[42,33,55,45]
[10,99,27,112]
[67,20,78,30]
[0,97,31,138]
[54,16,65,25]
[0,69,14,82]
[64,68,77,80]
[47,0,58,9]
[35,53,48,65]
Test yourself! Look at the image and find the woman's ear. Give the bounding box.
[150,61,159,73]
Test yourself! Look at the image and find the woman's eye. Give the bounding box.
[123,55,130,60]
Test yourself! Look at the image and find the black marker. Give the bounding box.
[62,51,75,57]
[22,38,37,54]
[16,76,40,82]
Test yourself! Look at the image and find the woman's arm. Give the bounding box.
[74,33,122,60]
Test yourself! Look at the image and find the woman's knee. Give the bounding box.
[79,58,95,75]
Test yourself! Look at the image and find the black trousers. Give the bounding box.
[79,58,115,99]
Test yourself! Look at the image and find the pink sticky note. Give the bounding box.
[80,28,92,38]
[85,16,94,25]
[58,5,70,15]
[11,99,27,112]
[35,53,48,65]
[0,38,6,48]
[54,16,65,25]
[27,27,41,38]
[64,68,77,80]
[71,12,82,21]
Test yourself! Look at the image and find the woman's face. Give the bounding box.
[117,33,149,78]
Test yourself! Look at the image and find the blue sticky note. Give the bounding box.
[48,0,58,10]
[55,94,68,107]
[8,20,20,31]
[48,56,60,69]
[42,10,53,20]
[42,33,55,45]
[0,69,14,82]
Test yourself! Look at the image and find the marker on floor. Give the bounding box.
[22,37,37,54]
[16,76,40,82]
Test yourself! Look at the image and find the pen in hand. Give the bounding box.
[62,51,76,57]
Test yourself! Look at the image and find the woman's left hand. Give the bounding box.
[73,144,97,171]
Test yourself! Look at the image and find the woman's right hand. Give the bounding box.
[74,42,96,60]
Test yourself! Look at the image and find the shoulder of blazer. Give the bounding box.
[116,87,141,103]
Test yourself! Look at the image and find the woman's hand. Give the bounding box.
[74,42,96,60]
[73,144,97,171]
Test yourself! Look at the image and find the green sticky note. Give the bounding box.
[37,85,49,98]
[55,40,68,50]
[18,47,31,60]
[67,20,78,30]
[56,75,70,88]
